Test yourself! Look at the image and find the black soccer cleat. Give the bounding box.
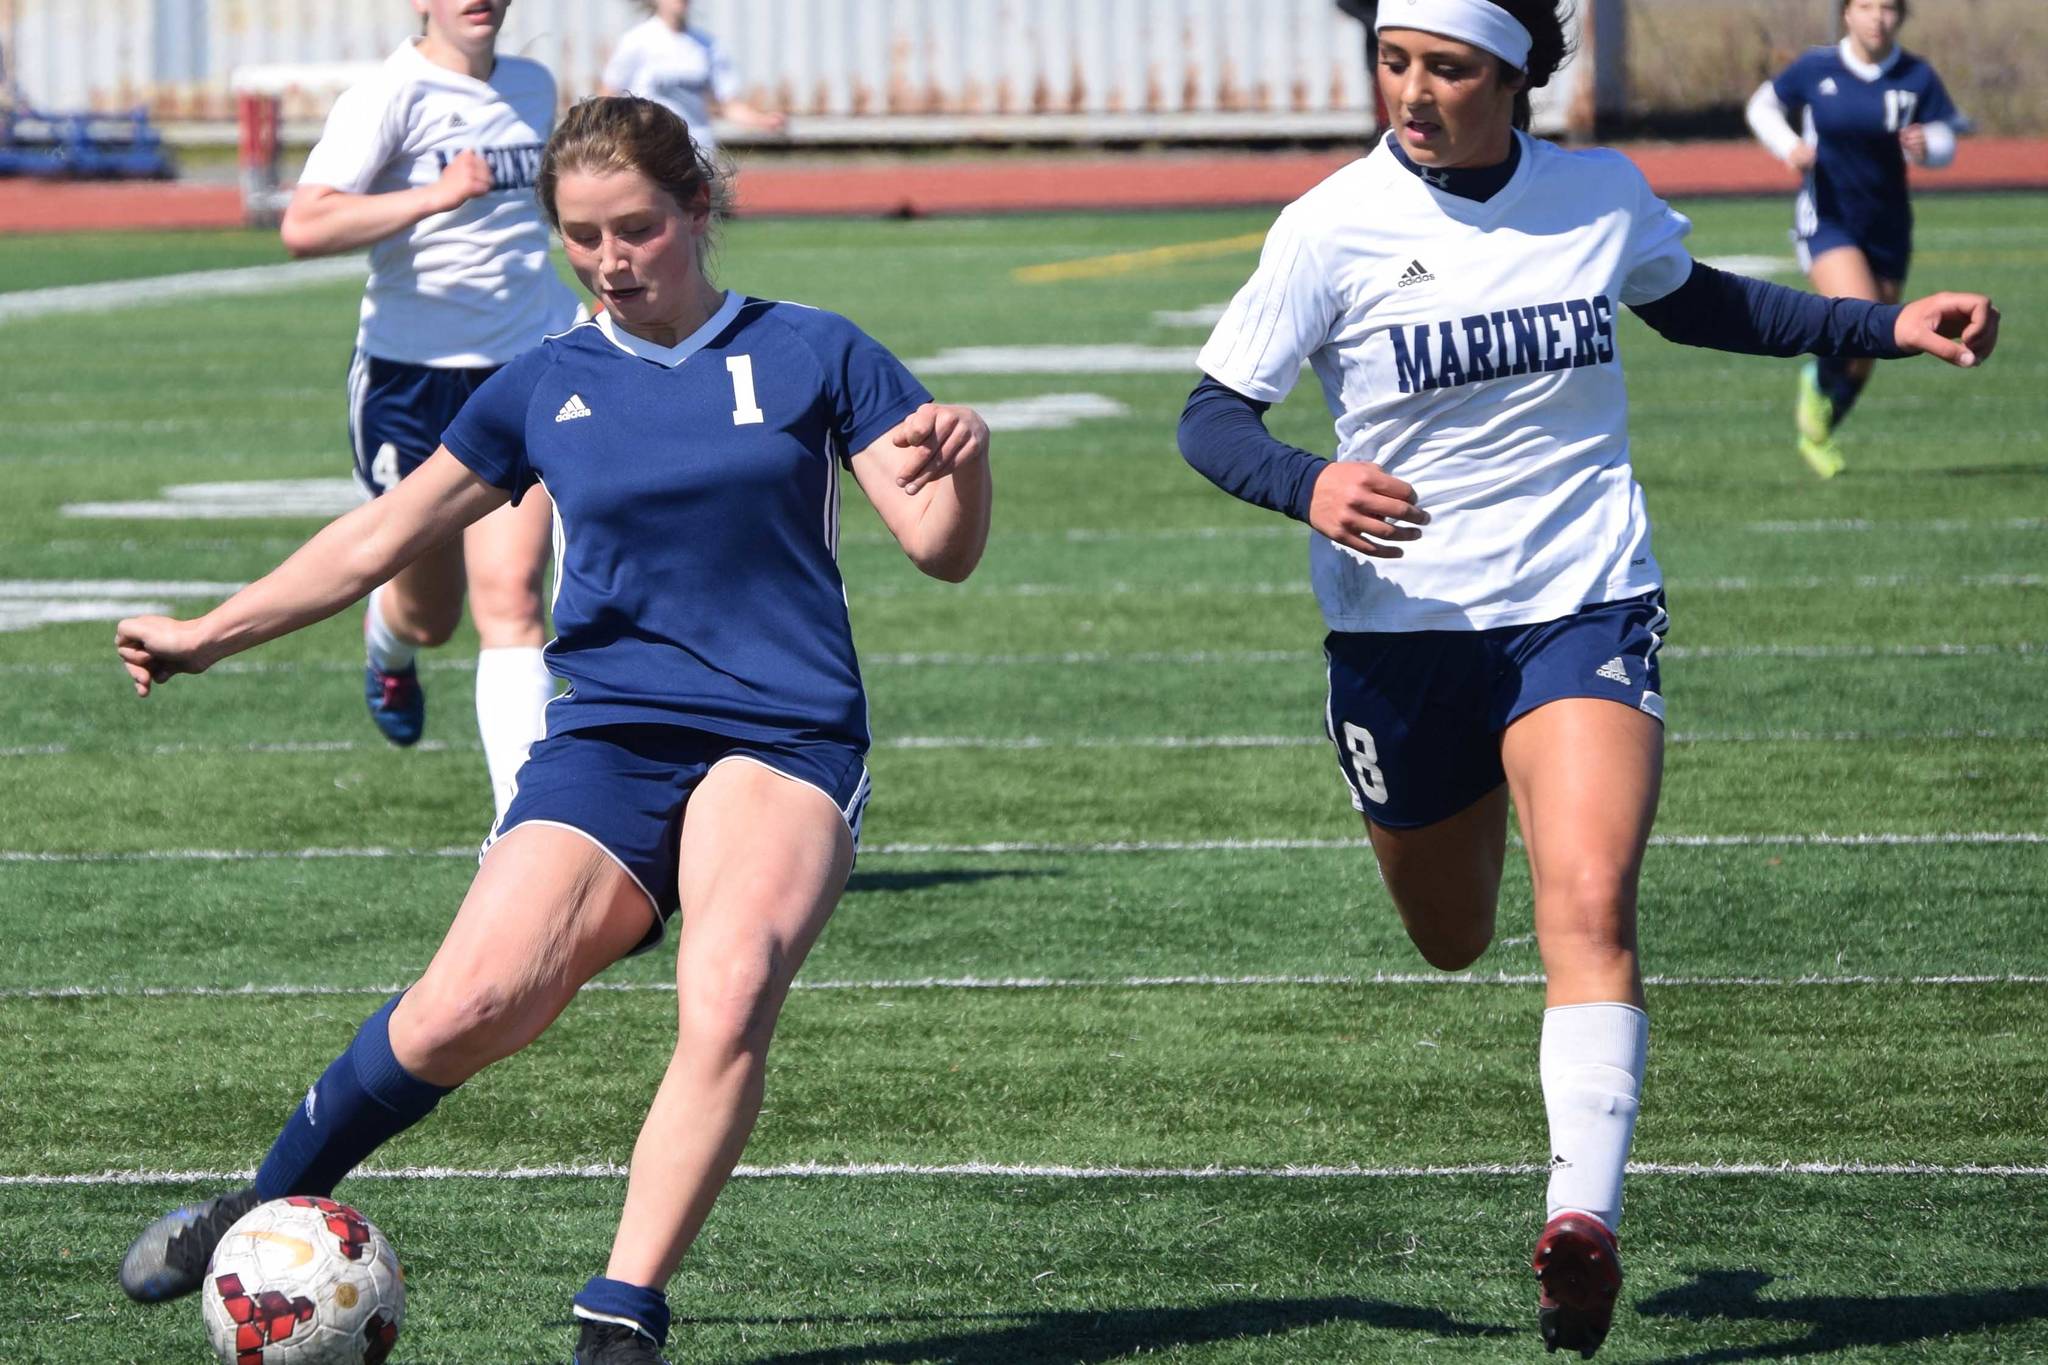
[1533,1211,1623,1358]
[119,1185,262,1303]
[573,1319,672,1365]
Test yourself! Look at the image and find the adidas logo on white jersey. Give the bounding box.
[1397,259,1435,288]
[1595,656,1632,685]
[555,393,593,423]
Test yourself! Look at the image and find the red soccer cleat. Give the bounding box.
[1532,1211,1623,1358]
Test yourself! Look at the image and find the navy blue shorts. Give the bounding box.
[1323,592,1668,830]
[347,350,500,496]
[1795,217,1910,284]
[479,724,872,953]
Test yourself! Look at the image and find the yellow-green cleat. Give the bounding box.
[1798,434,1846,479]
[1795,363,1845,478]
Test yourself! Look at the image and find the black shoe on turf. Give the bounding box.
[573,1320,671,1365]
[118,1186,261,1303]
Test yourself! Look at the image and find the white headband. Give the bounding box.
[1377,0,1534,71]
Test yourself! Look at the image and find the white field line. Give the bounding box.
[6,725,2045,762]
[6,972,2045,1003]
[1746,517,2048,534]
[2,832,2042,866]
[0,256,369,324]
[3,1159,2043,1188]
[4,640,2042,678]
[855,574,2048,600]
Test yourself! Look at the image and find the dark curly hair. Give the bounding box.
[1489,0,1577,131]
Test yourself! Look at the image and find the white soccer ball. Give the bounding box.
[200,1196,405,1365]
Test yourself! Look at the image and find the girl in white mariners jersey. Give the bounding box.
[1177,0,1998,1355]
[280,0,581,821]
[600,0,786,159]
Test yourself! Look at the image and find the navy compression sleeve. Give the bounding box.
[1630,261,1908,359]
[1176,375,1328,523]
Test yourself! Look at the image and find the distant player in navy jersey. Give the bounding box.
[280,0,581,820]
[113,96,991,1365]
[1178,0,1996,1355]
[1747,0,1966,477]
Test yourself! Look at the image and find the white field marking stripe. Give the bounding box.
[4,641,2043,678]
[3,1160,2044,1188]
[2,832,2043,865]
[1698,254,1801,276]
[15,726,2048,762]
[860,575,2045,599]
[0,256,369,324]
[7,973,2046,1003]
[1747,517,2048,533]
[0,580,246,598]
[62,477,366,522]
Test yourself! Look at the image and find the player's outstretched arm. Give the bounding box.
[280,151,495,258]
[115,451,509,696]
[1893,291,2000,368]
[849,403,992,582]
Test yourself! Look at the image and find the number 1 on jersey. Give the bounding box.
[726,354,765,426]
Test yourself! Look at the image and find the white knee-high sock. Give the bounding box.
[363,587,418,672]
[474,646,553,820]
[1541,1002,1649,1232]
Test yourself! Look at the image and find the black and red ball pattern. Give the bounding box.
[283,1195,375,1262]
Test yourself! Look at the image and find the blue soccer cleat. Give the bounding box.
[1534,1211,1623,1358]
[365,660,425,747]
[119,1186,260,1303]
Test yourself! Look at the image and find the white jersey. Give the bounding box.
[601,19,740,155]
[298,40,580,369]
[1198,132,1695,633]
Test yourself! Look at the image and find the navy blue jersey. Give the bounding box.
[442,293,931,751]
[1771,44,1959,239]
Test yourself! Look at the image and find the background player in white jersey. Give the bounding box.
[601,0,786,159]
[280,0,581,820]
[1177,0,1998,1354]
[1746,0,1965,477]
[114,96,991,1365]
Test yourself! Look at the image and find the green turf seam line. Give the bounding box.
[7,1160,2046,1187]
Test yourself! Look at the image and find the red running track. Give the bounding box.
[3,137,2045,233]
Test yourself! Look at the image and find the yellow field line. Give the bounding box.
[1013,231,1266,284]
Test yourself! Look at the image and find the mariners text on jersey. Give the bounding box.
[435,142,545,191]
[1391,295,1617,394]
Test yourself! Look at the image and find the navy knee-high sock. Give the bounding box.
[1815,355,1869,428]
[253,994,453,1198]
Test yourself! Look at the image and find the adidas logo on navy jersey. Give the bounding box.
[1596,656,1632,685]
[1397,259,1435,288]
[555,393,593,423]
[1818,77,1839,96]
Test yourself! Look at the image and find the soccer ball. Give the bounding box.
[200,1196,404,1365]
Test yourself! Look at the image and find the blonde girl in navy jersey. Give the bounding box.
[1179,0,1996,1354]
[1747,0,1966,476]
[115,96,991,1365]
[282,0,579,819]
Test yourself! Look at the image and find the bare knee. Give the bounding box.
[1535,867,1639,965]
[466,565,544,639]
[1402,905,1497,971]
[1381,862,1501,971]
[394,976,538,1081]
[676,943,788,1065]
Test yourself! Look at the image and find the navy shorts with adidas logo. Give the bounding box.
[347,349,501,497]
[1323,591,1668,830]
[480,723,872,954]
